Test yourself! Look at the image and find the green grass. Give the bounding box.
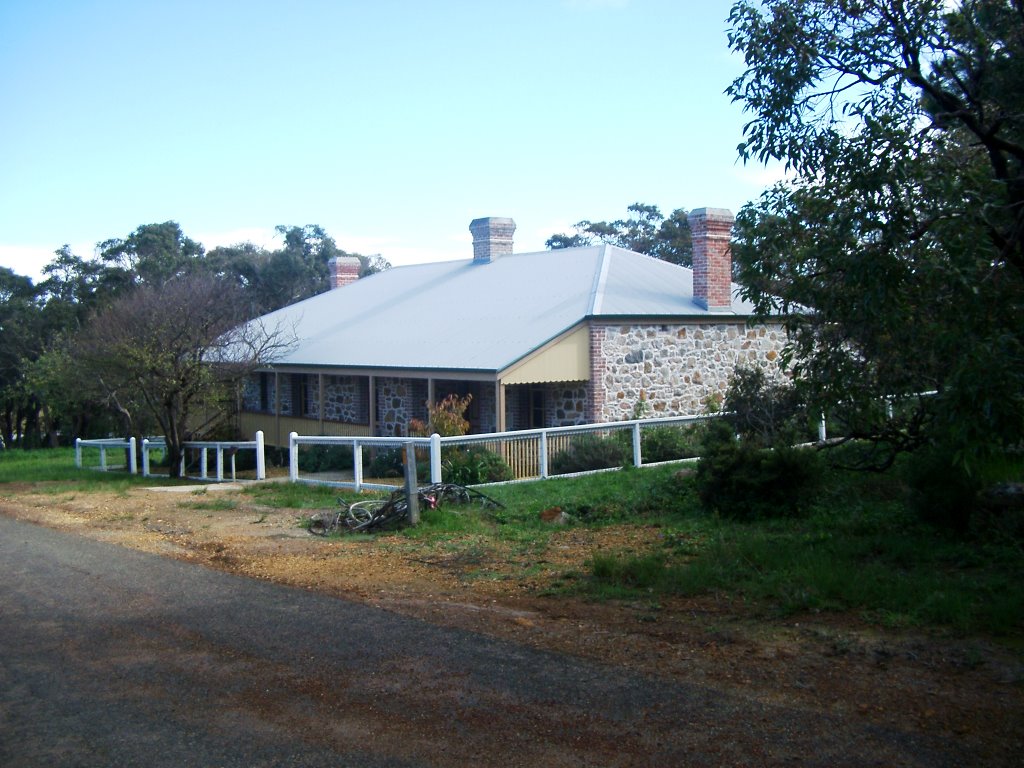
[179,496,239,512]
[242,481,344,509]
[581,465,1024,635]
[4,445,1022,636]
[0,446,189,491]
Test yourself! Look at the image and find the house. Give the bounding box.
[238,208,786,446]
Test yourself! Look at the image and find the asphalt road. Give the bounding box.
[0,514,968,767]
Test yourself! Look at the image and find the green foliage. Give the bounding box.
[695,420,823,519]
[297,444,355,473]
[546,203,694,266]
[902,443,1024,533]
[367,447,405,479]
[723,366,805,447]
[550,434,629,475]
[640,425,702,463]
[410,393,472,437]
[727,0,1024,472]
[441,446,513,485]
[71,273,282,477]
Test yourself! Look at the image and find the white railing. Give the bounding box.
[288,433,438,491]
[75,437,138,474]
[76,432,266,482]
[143,432,266,481]
[288,415,715,489]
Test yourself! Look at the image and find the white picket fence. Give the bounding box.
[75,432,266,482]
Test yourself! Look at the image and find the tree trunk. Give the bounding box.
[167,439,184,479]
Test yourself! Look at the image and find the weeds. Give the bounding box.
[179,498,239,512]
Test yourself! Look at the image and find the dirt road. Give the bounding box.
[1,482,1021,765]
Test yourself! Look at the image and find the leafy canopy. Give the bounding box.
[547,203,694,265]
[727,0,1024,469]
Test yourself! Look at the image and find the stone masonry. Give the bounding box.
[593,320,787,421]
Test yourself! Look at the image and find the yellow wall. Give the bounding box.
[239,412,371,447]
[501,324,589,385]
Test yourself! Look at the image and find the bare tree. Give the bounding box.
[75,273,293,477]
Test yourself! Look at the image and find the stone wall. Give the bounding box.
[376,377,428,436]
[242,377,263,412]
[279,376,295,416]
[322,375,369,424]
[504,382,589,430]
[474,384,497,434]
[593,320,786,421]
[549,383,588,426]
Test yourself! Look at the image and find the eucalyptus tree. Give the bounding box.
[546,203,694,265]
[727,0,1024,469]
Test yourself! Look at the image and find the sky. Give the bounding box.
[0,0,782,282]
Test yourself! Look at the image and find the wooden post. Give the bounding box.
[404,441,419,526]
[495,380,506,432]
[317,372,325,433]
[274,371,281,447]
[368,375,377,436]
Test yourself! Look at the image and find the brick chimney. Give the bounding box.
[328,256,361,289]
[690,207,734,312]
[469,217,515,263]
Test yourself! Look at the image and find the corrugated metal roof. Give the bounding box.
[253,244,756,373]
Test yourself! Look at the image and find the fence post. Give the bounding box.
[128,437,137,475]
[539,430,548,479]
[353,440,363,493]
[200,447,208,480]
[632,422,642,468]
[430,433,442,484]
[818,413,827,443]
[216,446,224,481]
[75,438,82,469]
[255,431,266,480]
[100,445,107,471]
[404,442,419,526]
[289,432,299,482]
[142,439,151,477]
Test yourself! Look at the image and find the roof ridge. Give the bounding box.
[588,244,612,315]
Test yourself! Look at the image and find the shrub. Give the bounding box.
[724,365,805,448]
[551,434,629,475]
[695,420,822,519]
[368,447,404,478]
[411,393,472,437]
[641,425,701,463]
[441,446,513,485]
[298,444,355,473]
[904,444,1024,534]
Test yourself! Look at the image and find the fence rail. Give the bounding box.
[288,415,716,490]
[75,432,266,482]
[75,437,138,474]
